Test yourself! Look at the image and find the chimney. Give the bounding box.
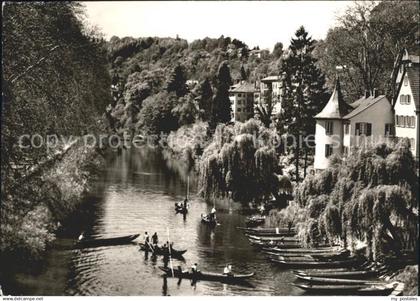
[364,90,370,98]
[373,88,379,98]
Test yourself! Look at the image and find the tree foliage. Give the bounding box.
[292,140,418,259]
[198,119,283,204]
[314,1,419,100]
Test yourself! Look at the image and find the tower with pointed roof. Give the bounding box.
[314,77,352,170]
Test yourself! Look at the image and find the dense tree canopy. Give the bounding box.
[314,0,419,101]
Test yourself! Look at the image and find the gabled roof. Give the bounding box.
[231,82,255,93]
[406,65,419,111]
[343,95,389,119]
[315,78,353,119]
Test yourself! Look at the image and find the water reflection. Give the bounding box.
[8,147,301,296]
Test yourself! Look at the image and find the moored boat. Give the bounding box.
[295,274,384,285]
[159,266,254,283]
[77,234,139,248]
[294,282,398,296]
[293,269,380,279]
[270,257,363,268]
[246,234,300,242]
[245,215,266,227]
[262,246,341,254]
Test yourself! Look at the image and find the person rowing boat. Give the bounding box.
[223,264,233,276]
[152,232,158,246]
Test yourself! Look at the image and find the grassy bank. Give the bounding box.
[0,139,107,266]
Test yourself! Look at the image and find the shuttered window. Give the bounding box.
[325,121,334,135]
[325,144,333,157]
[355,122,372,136]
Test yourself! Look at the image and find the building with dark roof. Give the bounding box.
[229,81,256,122]
[314,79,394,170]
[393,49,419,160]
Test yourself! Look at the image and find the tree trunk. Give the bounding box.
[303,147,308,178]
[295,146,300,183]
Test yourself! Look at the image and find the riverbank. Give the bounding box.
[0,139,107,269]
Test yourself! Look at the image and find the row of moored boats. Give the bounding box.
[239,226,407,296]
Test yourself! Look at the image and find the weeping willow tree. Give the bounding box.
[198,119,283,205]
[291,139,418,259]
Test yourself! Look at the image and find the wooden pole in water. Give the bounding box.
[187,176,189,200]
[167,227,174,277]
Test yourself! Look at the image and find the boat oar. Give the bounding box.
[167,227,174,278]
[146,239,155,253]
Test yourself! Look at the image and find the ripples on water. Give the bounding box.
[10,147,301,296]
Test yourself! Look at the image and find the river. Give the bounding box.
[6,147,301,296]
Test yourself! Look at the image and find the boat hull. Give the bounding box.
[77,234,139,248]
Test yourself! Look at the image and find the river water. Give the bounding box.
[7,147,300,296]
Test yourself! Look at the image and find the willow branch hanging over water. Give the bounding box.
[287,139,418,260]
[198,119,283,204]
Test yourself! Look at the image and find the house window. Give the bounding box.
[325,144,333,157]
[385,123,394,136]
[237,99,241,105]
[400,95,411,105]
[344,123,350,135]
[355,122,372,136]
[404,76,408,86]
[410,116,416,128]
[237,108,242,112]
[325,121,334,135]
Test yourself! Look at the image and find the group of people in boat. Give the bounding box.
[176,197,189,209]
[144,232,175,253]
[175,263,233,276]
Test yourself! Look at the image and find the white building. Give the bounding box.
[393,50,419,160]
[314,79,394,170]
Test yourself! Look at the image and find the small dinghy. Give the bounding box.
[159,266,254,283]
[77,234,139,248]
[139,243,187,258]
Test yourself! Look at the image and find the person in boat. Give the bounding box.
[191,263,199,275]
[144,232,150,248]
[259,204,265,215]
[183,197,188,209]
[152,232,158,246]
[209,207,216,222]
[169,242,174,252]
[223,264,233,276]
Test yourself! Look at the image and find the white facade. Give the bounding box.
[314,119,344,170]
[343,97,394,150]
[394,72,419,159]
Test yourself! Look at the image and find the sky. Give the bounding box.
[83,1,354,50]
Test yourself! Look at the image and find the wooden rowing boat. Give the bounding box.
[139,243,187,258]
[294,282,397,296]
[246,234,300,242]
[295,274,384,285]
[245,215,266,227]
[277,255,356,263]
[262,246,341,254]
[159,266,254,283]
[77,234,139,248]
[270,257,363,268]
[237,227,295,233]
[293,269,379,279]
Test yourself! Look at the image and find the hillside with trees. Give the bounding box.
[105,35,283,136]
